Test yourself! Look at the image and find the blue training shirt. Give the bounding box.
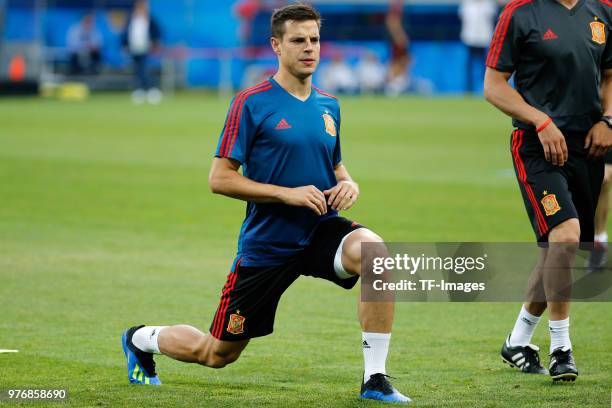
[215,78,342,267]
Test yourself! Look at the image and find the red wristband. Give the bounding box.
[536,117,552,133]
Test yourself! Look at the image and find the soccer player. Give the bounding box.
[385,0,411,96]
[484,0,612,381]
[121,4,410,403]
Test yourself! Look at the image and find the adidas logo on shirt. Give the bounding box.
[542,29,558,41]
[275,118,292,130]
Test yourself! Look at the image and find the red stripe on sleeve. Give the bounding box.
[487,1,519,66]
[221,82,271,157]
[486,3,513,67]
[223,83,273,157]
[490,0,523,67]
[486,0,521,66]
[219,82,270,157]
[486,11,507,66]
[219,97,243,158]
[487,0,532,69]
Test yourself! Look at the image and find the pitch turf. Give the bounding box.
[0,93,610,407]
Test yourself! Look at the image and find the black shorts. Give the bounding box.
[604,151,612,165]
[510,129,603,242]
[209,216,363,341]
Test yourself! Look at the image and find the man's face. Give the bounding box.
[135,1,148,16]
[272,20,320,80]
[83,15,93,29]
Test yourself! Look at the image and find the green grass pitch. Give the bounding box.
[0,93,610,407]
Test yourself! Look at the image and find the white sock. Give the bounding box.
[508,305,541,347]
[549,317,571,353]
[362,332,390,382]
[595,232,608,243]
[132,326,166,354]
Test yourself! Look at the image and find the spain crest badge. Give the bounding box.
[227,311,245,335]
[322,113,337,137]
[541,193,561,216]
[590,21,606,45]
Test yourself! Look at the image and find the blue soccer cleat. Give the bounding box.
[360,373,411,404]
[121,325,162,385]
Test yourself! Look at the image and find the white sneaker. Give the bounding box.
[147,88,163,105]
[132,89,146,105]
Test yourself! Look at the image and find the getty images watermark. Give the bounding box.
[360,243,612,302]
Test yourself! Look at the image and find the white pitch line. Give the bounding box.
[0,349,19,353]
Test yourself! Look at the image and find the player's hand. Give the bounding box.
[537,121,567,166]
[280,185,327,215]
[323,180,359,211]
[585,122,612,158]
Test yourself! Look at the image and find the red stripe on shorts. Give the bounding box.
[512,130,549,236]
[212,260,240,339]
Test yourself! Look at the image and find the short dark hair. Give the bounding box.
[270,3,321,39]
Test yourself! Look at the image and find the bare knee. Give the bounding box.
[342,229,384,275]
[548,219,580,244]
[205,348,241,369]
[196,337,246,369]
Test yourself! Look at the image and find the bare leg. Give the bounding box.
[341,230,393,332]
[158,325,249,369]
[525,248,548,316]
[594,164,612,235]
[544,219,580,320]
[506,220,578,351]
[340,228,410,401]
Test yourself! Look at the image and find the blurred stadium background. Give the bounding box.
[2,1,611,407]
[0,0,495,97]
